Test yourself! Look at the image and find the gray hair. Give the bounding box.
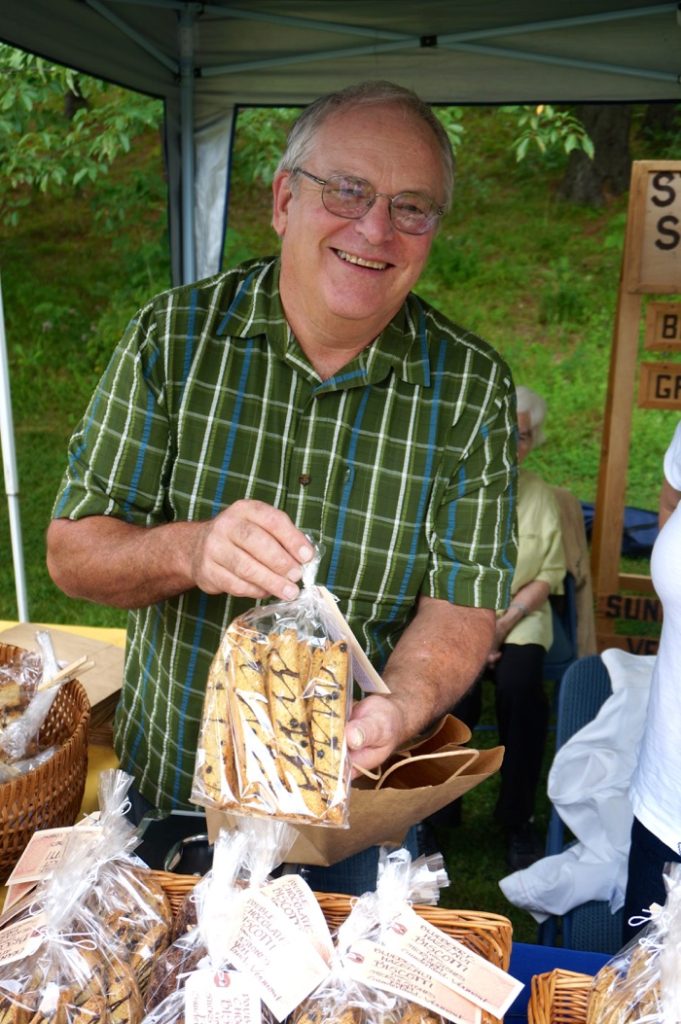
[275,80,455,211]
[516,385,547,448]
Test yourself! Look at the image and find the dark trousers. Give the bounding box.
[453,643,549,829]
[623,816,681,944]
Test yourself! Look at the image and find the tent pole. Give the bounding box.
[0,275,29,622]
[179,7,196,285]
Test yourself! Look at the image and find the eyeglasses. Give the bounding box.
[293,168,443,236]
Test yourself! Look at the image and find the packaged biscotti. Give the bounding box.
[192,543,353,826]
[297,847,523,1024]
[586,862,681,1024]
[144,827,249,1017]
[144,818,330,1024]
[0,631,66,779]
[292,849,448,1024]
[0,827,144,1024]
[79,771,173,996]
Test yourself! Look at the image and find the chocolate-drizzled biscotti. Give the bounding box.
[308,639,349,824]
[0,946,143,1024]
[195,616,351,823]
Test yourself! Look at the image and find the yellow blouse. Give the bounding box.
[504,469,566,651]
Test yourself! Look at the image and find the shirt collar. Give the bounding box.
[222,256,432,390]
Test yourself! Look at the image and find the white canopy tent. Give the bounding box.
[1,0,681,616]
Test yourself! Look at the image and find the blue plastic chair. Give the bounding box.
[538,654,625,952]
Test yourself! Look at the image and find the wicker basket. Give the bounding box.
[0,642,91,884]
[152,870,512,1024]
[527,968,593,1024]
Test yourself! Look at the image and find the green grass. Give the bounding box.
[1,104,669,942]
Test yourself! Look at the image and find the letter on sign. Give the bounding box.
[637,171,681,292]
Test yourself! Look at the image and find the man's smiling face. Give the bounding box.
[272,102,446,350]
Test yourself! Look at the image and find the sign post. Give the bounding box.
[591,161,681,653]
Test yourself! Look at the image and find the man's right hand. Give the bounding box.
[191,499,314,600]
[47,503,314,609]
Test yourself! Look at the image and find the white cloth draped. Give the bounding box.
[499,649,655,922]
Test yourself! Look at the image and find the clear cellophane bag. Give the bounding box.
[291,847,449,1024]
[79,770,174,996]
[144,818,296,1023]
[0,826,144,1024]
[192,544,353,827]
[0,631,64,777]
[587,861,681,1024]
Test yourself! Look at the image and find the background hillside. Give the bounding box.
[1,98,678,939]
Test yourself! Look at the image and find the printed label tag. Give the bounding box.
[263,874,334,964]
[224,888,330,1021]
[317,586,390,694]
[343,938,481,1024]
[6,825,100,886]
[0,881,38,928]
[0,911,46,967]
[383,906,524,1018]
[185,968,261,1024]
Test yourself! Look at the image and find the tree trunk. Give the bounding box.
[64,83,88,120]
[641,102,680,141]
[558,104,632,207]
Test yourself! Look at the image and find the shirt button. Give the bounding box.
[298,474,311,486]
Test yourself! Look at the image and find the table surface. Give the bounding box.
[507,942,610,1020]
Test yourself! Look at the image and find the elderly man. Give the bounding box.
[47,81,517,884]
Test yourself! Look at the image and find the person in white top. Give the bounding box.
[625,420,681,941]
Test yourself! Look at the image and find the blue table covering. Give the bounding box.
[506,943,611,1021]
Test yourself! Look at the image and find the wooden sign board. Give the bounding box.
[597,632,660,656]
[596,590,661,657]
[638,361,681,409]
[626,165,681,294]
[596,592,662,623]
[592,161,681,600]
[645,302,681,350]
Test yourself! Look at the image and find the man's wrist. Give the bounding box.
[509,601,528,618]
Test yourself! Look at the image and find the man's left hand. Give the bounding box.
[346,694,404,776]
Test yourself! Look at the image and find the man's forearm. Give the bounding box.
[47,503,315,609]
[381,596,495,745]
[46,517,200,608]
[346,597,495,774]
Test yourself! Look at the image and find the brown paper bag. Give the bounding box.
[207,714,503,866]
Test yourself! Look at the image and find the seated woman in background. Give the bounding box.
[451,385,566,871]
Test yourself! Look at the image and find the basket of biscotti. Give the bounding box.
[528,863,681,1024]
[192,542,356,827]
[584,862,681,1024]
[0,770,177,1022]
[0,638,91,883]
[143,821,520,1024]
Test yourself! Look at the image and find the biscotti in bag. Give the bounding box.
[192,545,352,827]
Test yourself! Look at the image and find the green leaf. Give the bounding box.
[515,136,530,161]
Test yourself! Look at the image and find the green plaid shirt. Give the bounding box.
[53,256,517,809]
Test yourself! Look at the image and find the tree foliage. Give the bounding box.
[0,44,162,226]
[1,44,602,225]
[232,107,300,185]
[504,104,595,162]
